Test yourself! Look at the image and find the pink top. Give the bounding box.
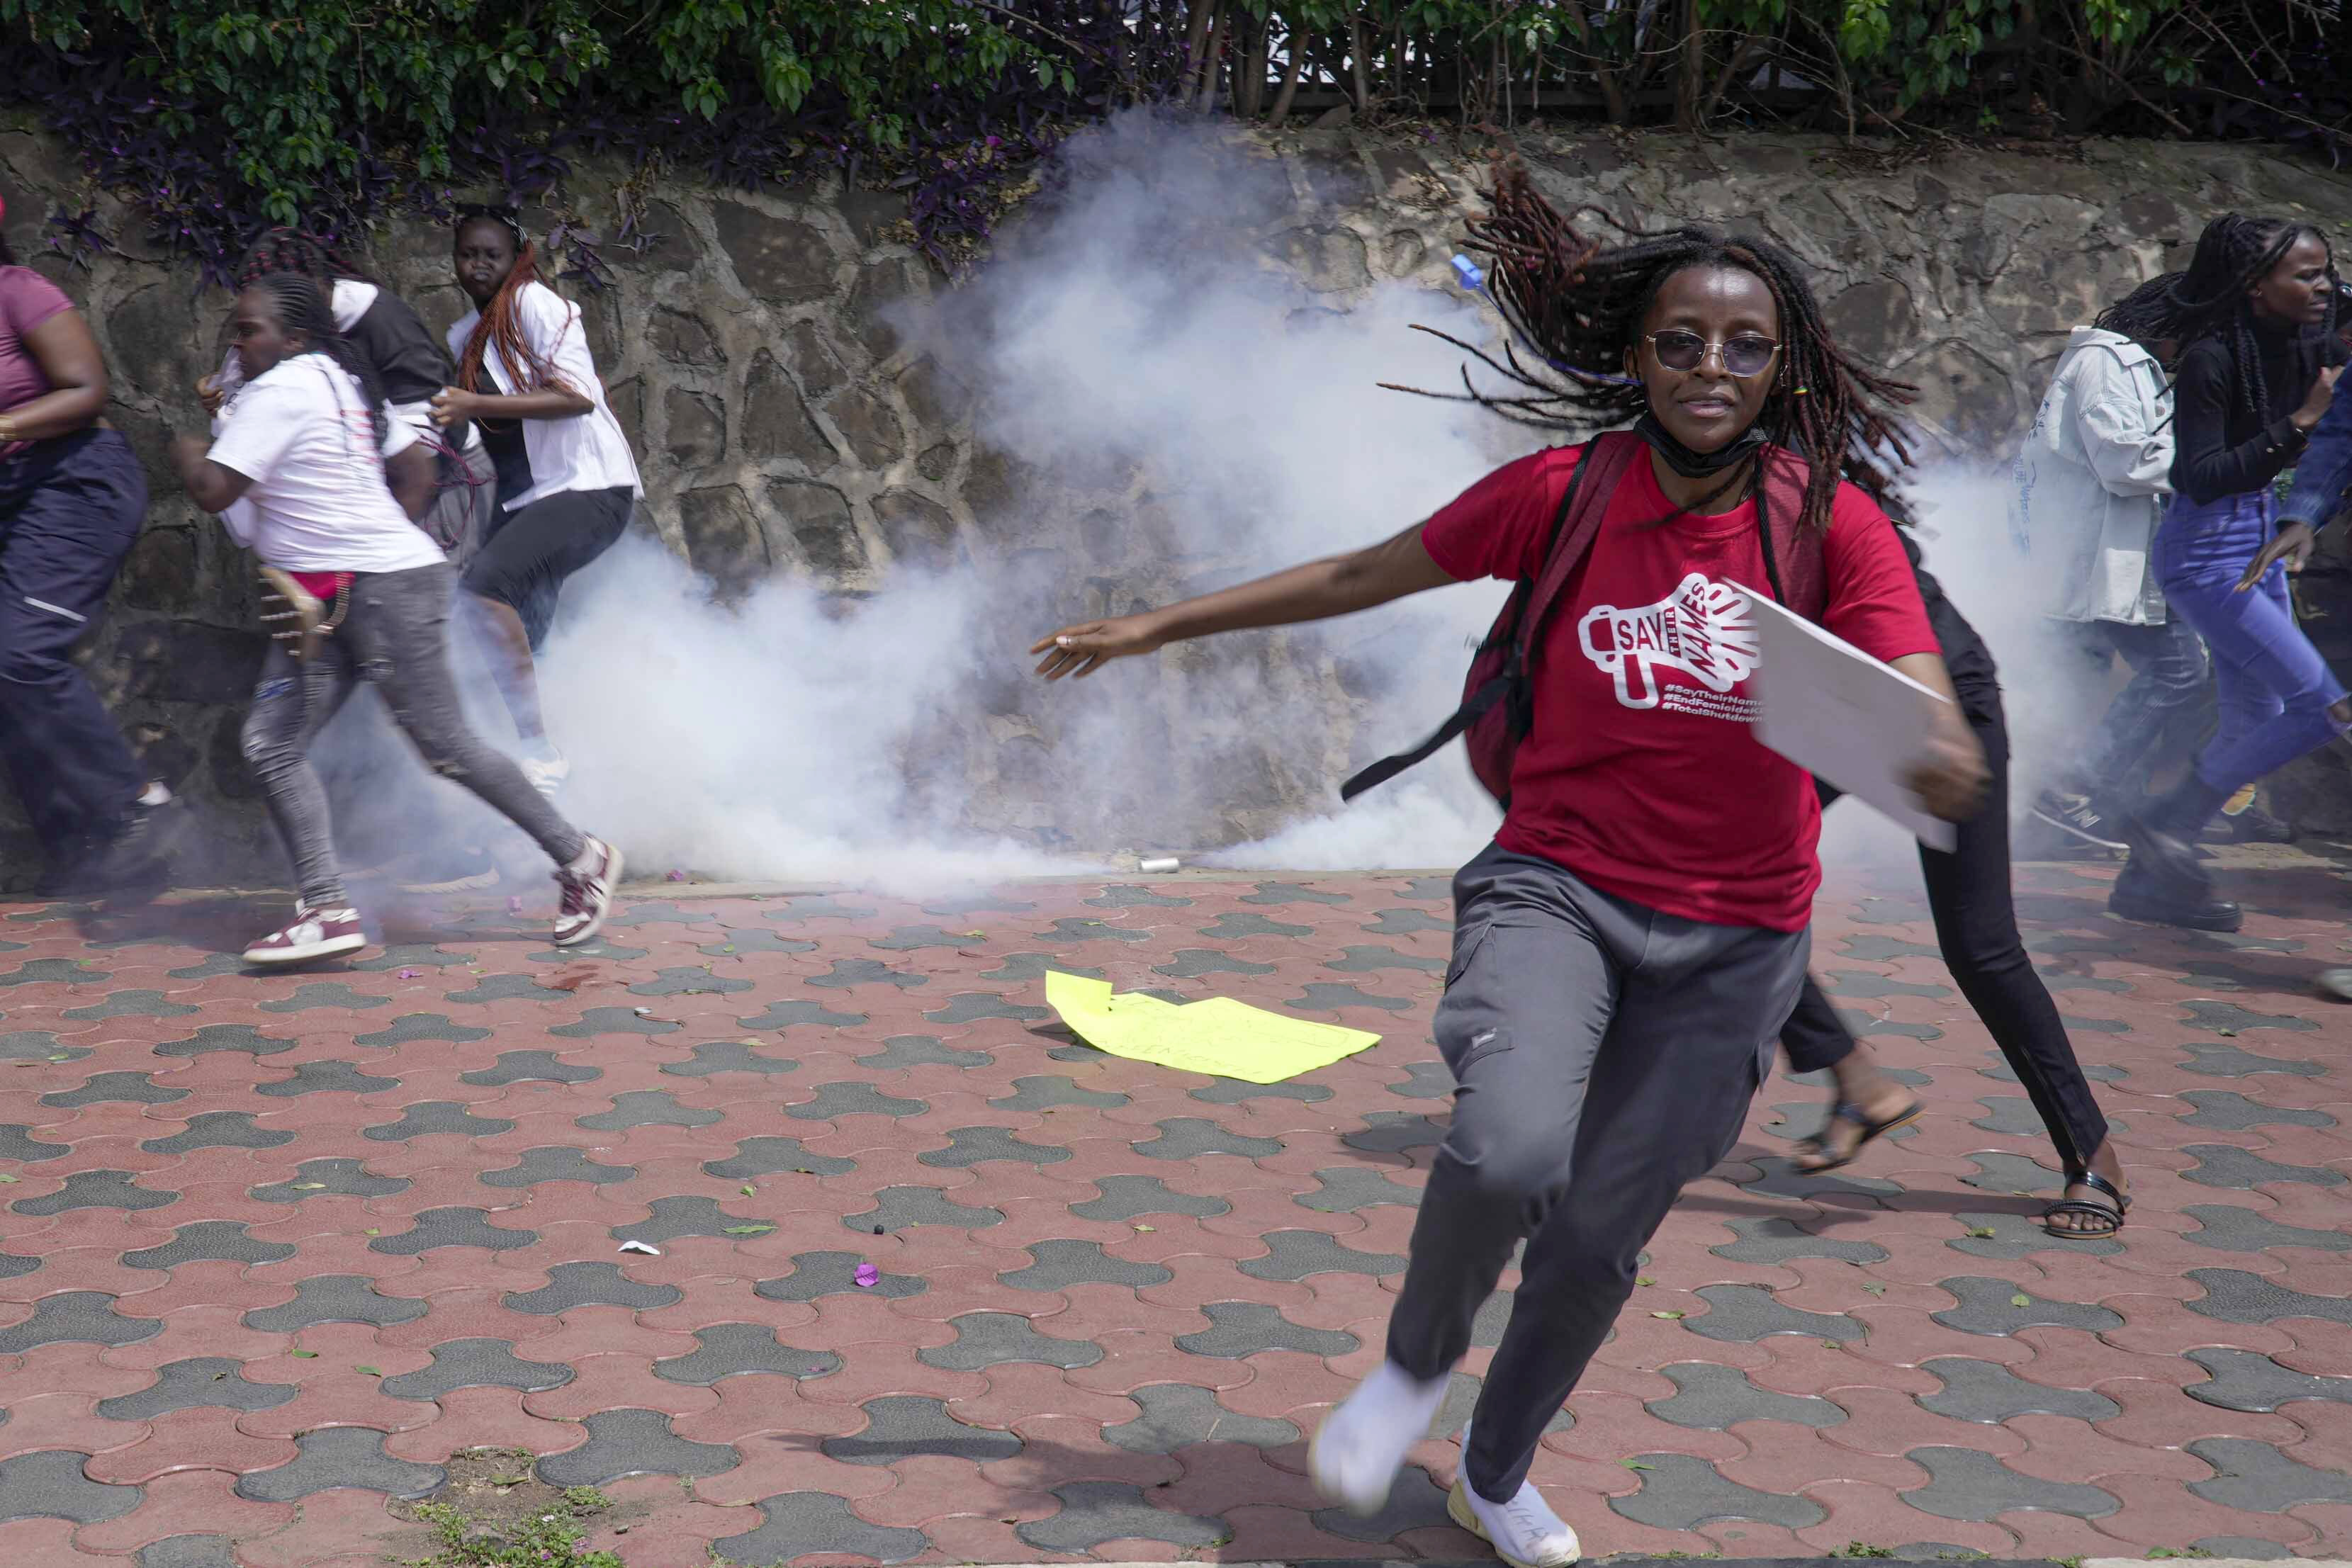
[1,266,74,459]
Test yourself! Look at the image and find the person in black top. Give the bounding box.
[2107,215,2348,932]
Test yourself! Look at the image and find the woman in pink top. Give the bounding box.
[0,186,173,896]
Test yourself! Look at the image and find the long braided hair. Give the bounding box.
[237,227,373,290]
[451,208,572,402]
[1405,157,1917,534]
[241,271,390,453]
[2094,273,2188,344]
[2170,214,2337,425]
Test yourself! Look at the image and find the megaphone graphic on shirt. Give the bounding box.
[1577,572,1760,709]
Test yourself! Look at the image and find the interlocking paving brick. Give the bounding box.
[735,998,868,1032]
[1966,1096,2052,1137]
[787,1082,928,1120]
[364,1101,516,1141]
[479,1146,636,1187]
[349,944,478,972]
[990,1075,1127,1111]
[41,1071,187,1107]
[2178,1039,2324,1077]
[626,966,754,995]
[2179,1143,2347,1188]
[760,894,879,922]
[245,1275,429,1330]
[981,952,1103,983]
[1131,1117,1283,1160]
[871,925,984,951]
[1819,968,1952,999]
[381,1338,574,1399]
[13,1168,176,1214]
[1709,1217,1889,1265]
[252,1157,410,1203]
[0,958,109,988]
[460,1050,600,1086]
[822,1396,1023,1462]
[0,1029,85,1063]
[1086,885,1191,908]
[1195,913,1311,942]
[1175,1301,1358,1358]
[534,1409,738,1486]
[0,1292,160,1352]
[237,1428,446,1501]
[371,1207,538,1255]
[1103,1383,1303,1453]
[1018,1480,1227,1552]
[2181,1202,2352,1253]
[755,1251,926,1302]
[696,930,816,956]
[0,1450,140,1523]
[1311,1463,1455,1542]
[1916,1356,2121,1422]
[1647,1362,1846,1428]
[923,991,1052,1025]
[855,1035,991,1069]
[806,957,931,992]
[1293,1167,1423,1212]
[1361,907,1452,935]
[257,981,391,1013]
[1901,1446,2120,1519]
[122,1222,298,1270]
[444,973,572,1005]
[612,1196,769,1246]
[154,1024,299,1057]
[1383,1061,1454,1099]
[2181,1000,2317,1034]
[1244,881,1354,906]
[1931,1277,2125,1335]
[353,1013,491,1047]
[576,1090,723,1129]
[2185,1347,2352,1411]
[1240,1229,1409,1281]
[920,1311,1103,1370]
[652,1323,840,1384]
[1684,1284,1864,1343]
[843,1185,1004,1233]
[2186,1437,2352,1511]
[1071,1175,1231,1222]
[504,1263,682,1315]
[63,989,201,1020]
[140,1111,296,1154]
[1609,1451,1828,1528]
[1288,981,1414,1012]
[2176,1090,2338,1130]
[0,1253,35,1279]
[2190,1539,2295,1561]
[997,1240,1173,1292]
[1343,1112,1446,1154]
[1154,948,1278,978]
[97,1358,298,1418]
[254,1059,401,1097]
[918,1125,1072,1168]
[1945,1209,2126,1260]
[0,1124,69,1163]
[702,1137,857,1179]
[1958,1151,2064,1194]
[137,1536,238,1568]
[548,1006,682,1039]
[711,1491,929,1564]
[2185,1268,2352,1326]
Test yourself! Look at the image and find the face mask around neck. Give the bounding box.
[1633,410,1767,478]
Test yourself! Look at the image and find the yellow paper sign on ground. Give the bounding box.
[1045,971,1380,1084]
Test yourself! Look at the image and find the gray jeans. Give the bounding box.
[1387,844,1808,1501]
[2074,615,2209,803]
[240,562,585,904]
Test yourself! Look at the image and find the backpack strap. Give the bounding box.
[1755,446,1828,621]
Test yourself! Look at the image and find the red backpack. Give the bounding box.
[1341,429,1829,806]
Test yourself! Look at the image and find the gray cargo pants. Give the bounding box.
[1387,843,1808,1501]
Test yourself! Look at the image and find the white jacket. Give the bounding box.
[2012,327,2173,625]
[445,279,641,512]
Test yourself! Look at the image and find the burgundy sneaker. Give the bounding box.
[553,837,623,947]
[242,903,368,966]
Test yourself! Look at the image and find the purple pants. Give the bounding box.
[2153,489,2350,792]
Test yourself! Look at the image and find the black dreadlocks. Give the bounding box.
[236,227,374,290]
[2093,273,2187,344]
[239,271,390,453]
[1398,157,1917,535]
[2172,213,2337,427]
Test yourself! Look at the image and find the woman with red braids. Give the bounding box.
[429,205,640,797]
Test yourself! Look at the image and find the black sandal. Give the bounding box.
[2042,1169,2130,1239]
[1792,1097,1923,1173]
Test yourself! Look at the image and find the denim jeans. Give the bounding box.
[2072,615,2209,803]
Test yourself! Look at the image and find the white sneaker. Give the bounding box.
[1307,1360,1448,1516]
[519,745,570,799]
[242,903,368,967]
[552,836,623,948]
[1448,1423,1581,1568]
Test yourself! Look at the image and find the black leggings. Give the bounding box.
[1780,696,2113,1175]
[459,485,631,649]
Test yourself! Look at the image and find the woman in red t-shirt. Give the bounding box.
[1032,162,1987,1564]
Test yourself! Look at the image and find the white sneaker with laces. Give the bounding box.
[1448,1422,1582,1568]
[1307,1359,1448,1516]
[553,836,623,947]
[519,745,570,799]
[242,903,368,967]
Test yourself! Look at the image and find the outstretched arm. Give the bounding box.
[1032,522,1456,679]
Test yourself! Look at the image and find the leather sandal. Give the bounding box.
[2042,1169,2129,1239]
[1792,1097,1923,1173]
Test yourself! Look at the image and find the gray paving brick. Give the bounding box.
[1312,1462,1453,1542]
[1384,1061,1455,1099]
[352,1013,492,1047]
[754,1251,926,1302]
[139,1112,296,1154]
[1071,1175,1230,1222]
[822,1395,1023,1462]
[98,1358,298,1418]
[576,1090,722,1129]
[534,1409,738,1486]
[1017,1480,1227,1552]
[251,1157,408,1203]
[0,1253,35,1280]
[1198,912,1312,940]
[2185,1347,2352,1412]
[1959,1151,2066,1195]
[1901,1446,2119,1519]
[1709,1217,1889,1265]
[1288,981,1414,1013]
[2190,1538,2293,1560]
[980,952,1105,983]
[653,1322,840,1384]
[612,1196,770,1246]
[1916,1356,2121,1422]
[257,981,391,1013]
[2181,1000,2317,1034]
[0,1124,69,1163]
[1329,945,1448,976]
[702,1136,857,1180]
[1684,1284,1864,1343]
[1967,1096,2051,1138]
[2177,1091,2338,1130]
[0,1450,140,1523]
[1103,1383,1302,1453]
[1294,1167,1423,1213]
[363,1101,515,1141]
[348,944,476,972]
[1647,1362,1846,1428]
[2185,1268,2352,1326]
[0,958,108,988]
[1609,1450,1828,1528]
[870,924,982,951]
[2178,1040,2323,1078]
[236,1427,446,1501]
[479,1146,636,1187]
[459,1050,599,1085]
[696,930,816,956]
[855,1035,991,1069]
[1086,884,1192,908]
[736,998,870,1031]
[254,1059,400,1097]
[1835,935,1947,961]
[245,1276,428,1331]
[923,991,1052,1025]
[1732,1157,1903,1200]
[62,989,200,1020]
[0,1030,85,1064]
[842,1185,1003,1235]
[370,1207,538,1256]
[1240,1229,1408,1281]
[381,1338,573,1399]
[122,1222,296,1270]
[787,1082,928,1121]
[2180,1143,2346,1189]
[1039,916,1153,944]
[997,1240,1172,1292]
[1343,1112,1445,1155]
[1189,1077,1334,1106]
[137,1536,238,1568]
[2187,1437,2352,1511]
[504,1262,682,1315]
[626,966,754,995]
[2181,1204,2352,1253]
[1397,876,1456,901]
[0,1292,159,1352]
[1176,1301,1358,1358]
[711,1491,929,1565]
[1131,1117,1281,1160]
[443,973,572,1005]
[760,894,879,923]
[918,1125,1071,1169]
[548,1006,681,1039]
[12,1168,175,1214]
[990,1075,1127,1111]
[806,957,930,991]
[1931,1277,2125,1336]
[1946,1209,2125,1260]
[1818,968,1952,999]
[1242,881,1353,906]
[153,1024,298,1058]
[1153,948,1278,978]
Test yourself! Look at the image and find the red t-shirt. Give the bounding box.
[1420,444,1938,932]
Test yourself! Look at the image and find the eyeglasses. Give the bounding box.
[1643,330,1781,378]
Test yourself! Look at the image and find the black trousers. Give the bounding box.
[1779,694,2114,1174]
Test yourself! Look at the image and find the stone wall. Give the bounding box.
[5,123,2352,884]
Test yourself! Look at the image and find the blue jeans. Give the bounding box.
[2153,490,2350,793]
